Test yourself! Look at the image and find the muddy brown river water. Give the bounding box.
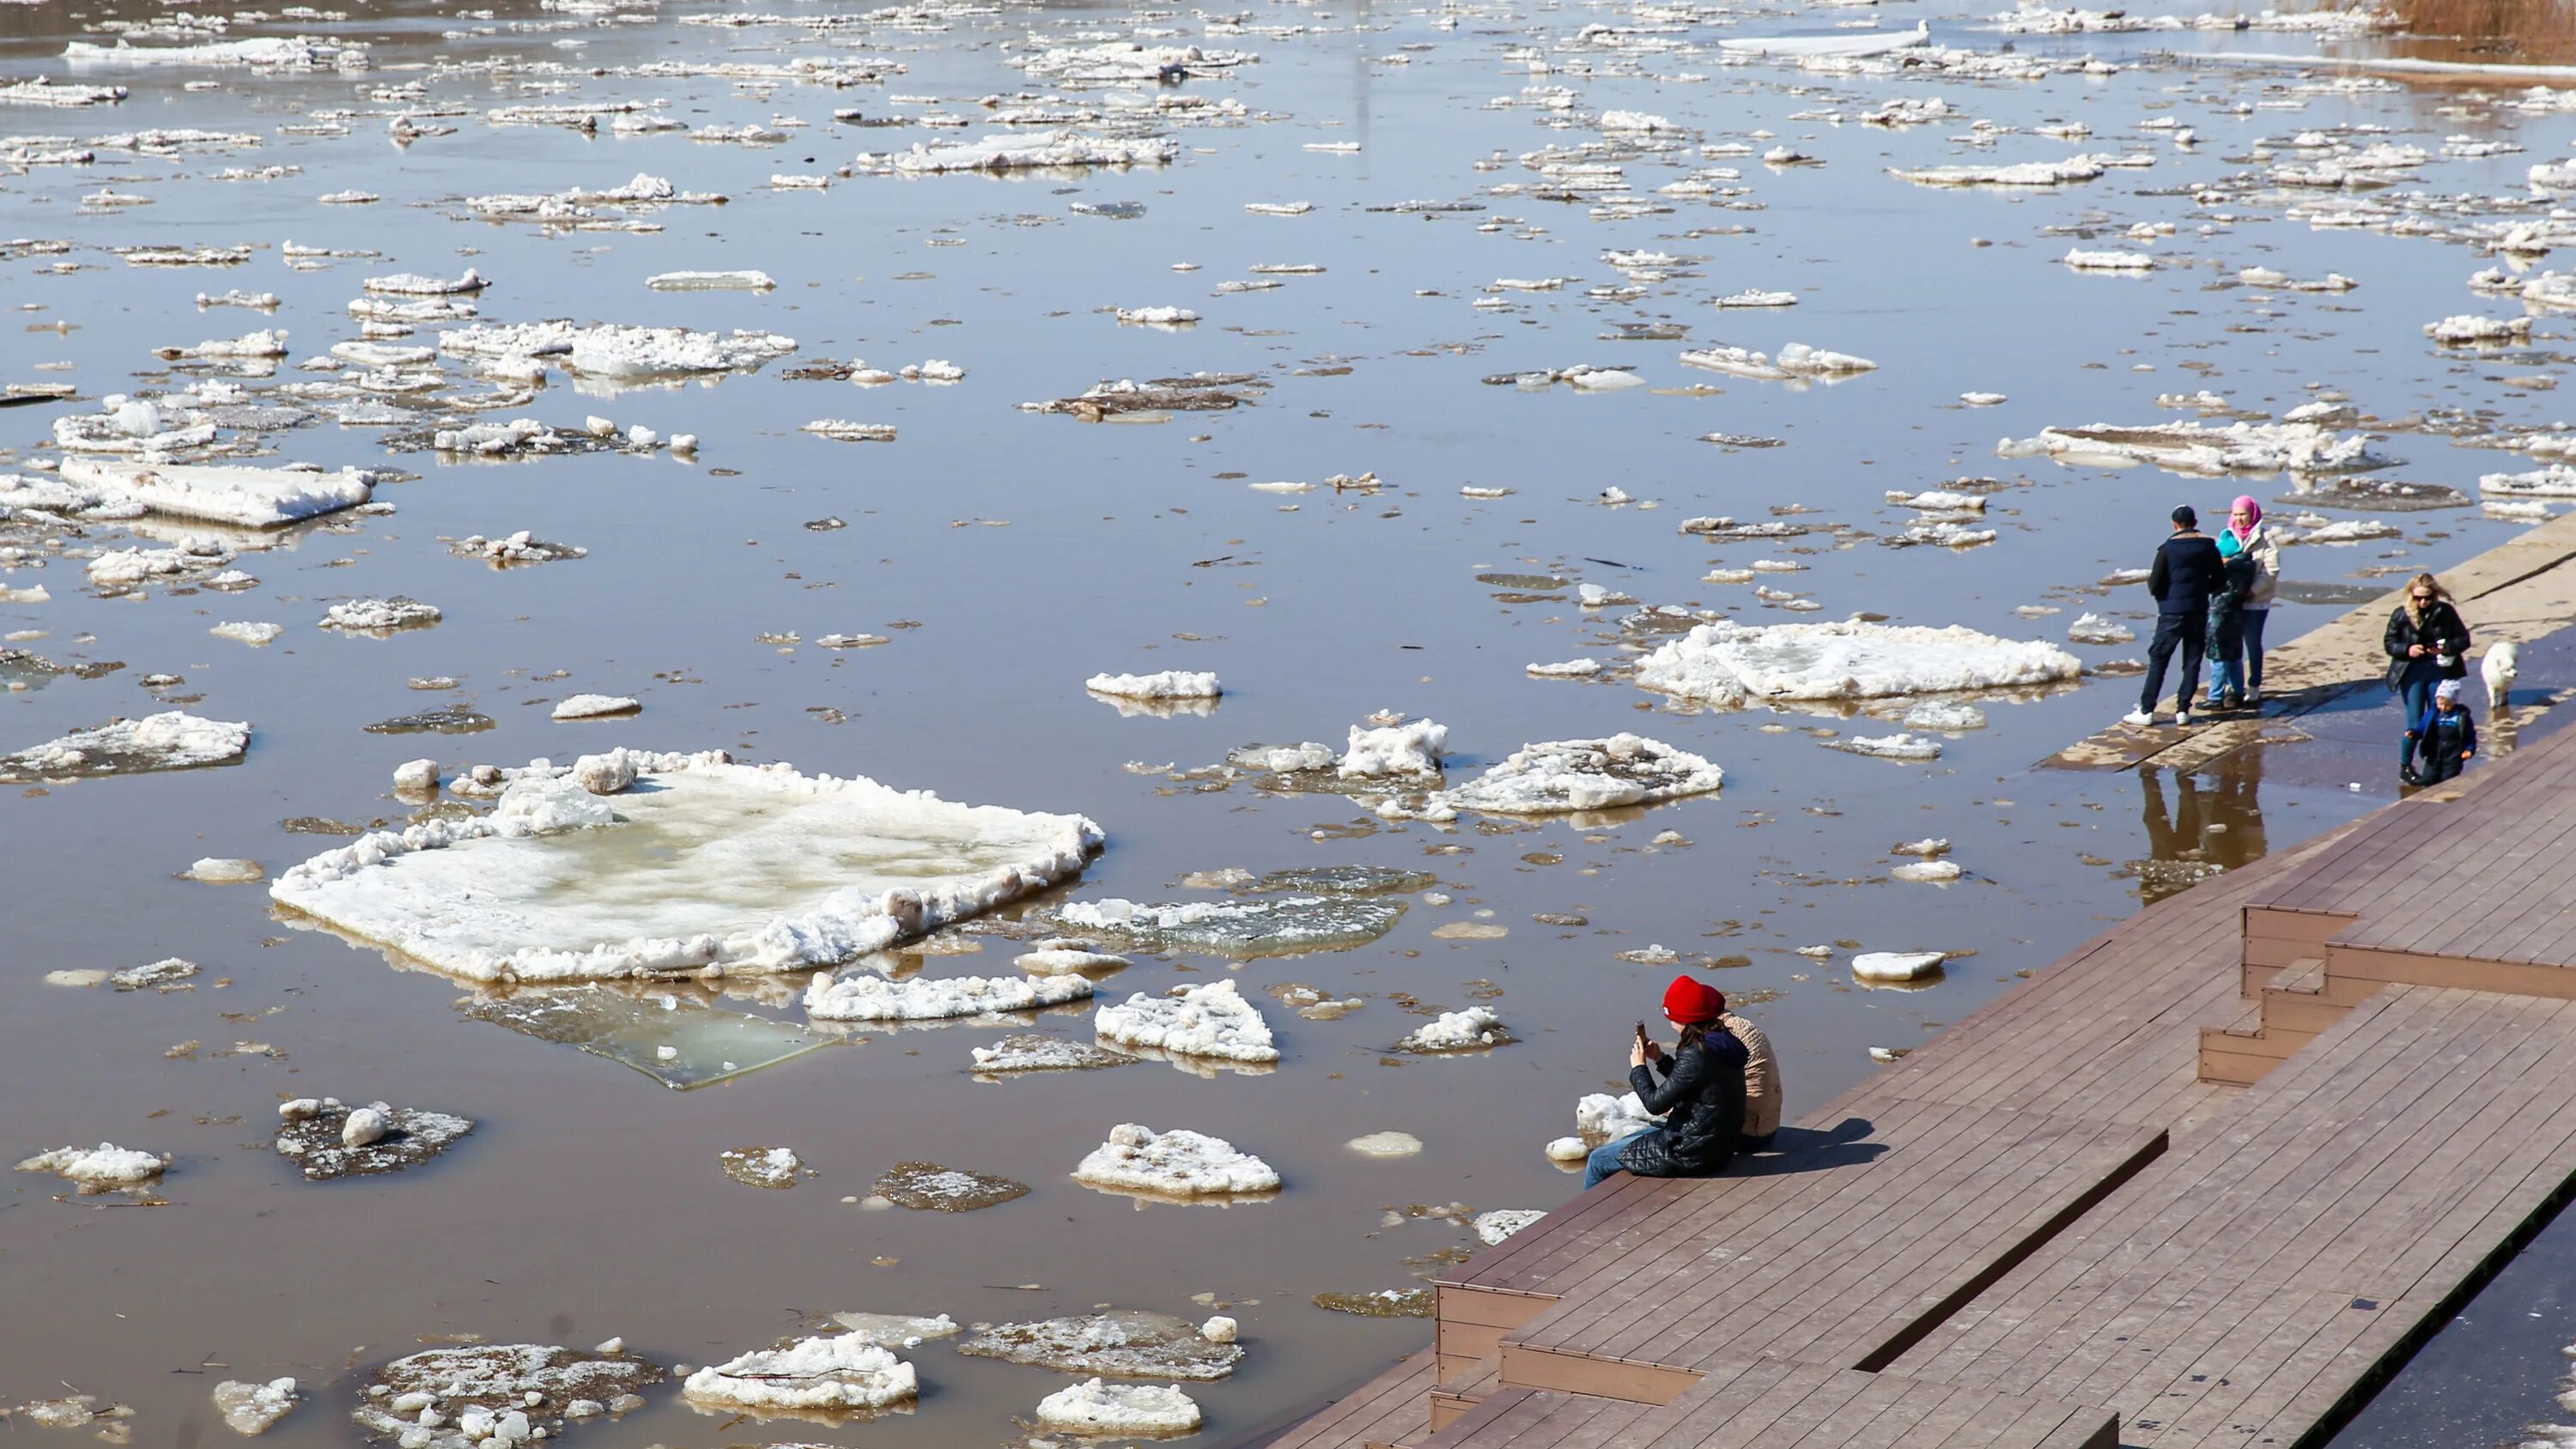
[9,0,2576,1442]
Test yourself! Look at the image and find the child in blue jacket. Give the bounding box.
[2404,678,2478,785]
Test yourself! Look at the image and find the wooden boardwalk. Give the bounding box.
[1254,714,2576,1449]
[2043,505,2576,776]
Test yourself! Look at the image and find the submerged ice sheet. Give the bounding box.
[873,1160,1030,1210]
[960,1310,1246,1379]
[1060,894,1403,958]
[271,753,1101,982]
[461,984,836,1088]
[1637,620,2081,706]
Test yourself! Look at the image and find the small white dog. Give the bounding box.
[2483,640,2519,712]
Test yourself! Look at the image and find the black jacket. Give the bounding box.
[2148,534,2226,615]
[2384,600,2470,691]
[1618,1028,1748,1179]
[2208,551,2258,617]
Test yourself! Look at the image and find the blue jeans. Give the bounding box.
[2209,608,2269,701]
[2397,664,2440,764]
[1583,1131,1649,1190]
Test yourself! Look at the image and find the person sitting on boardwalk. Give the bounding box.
[1722,1005,1782,1152]
[2385,573,2472,786]
[2406,678,2479,786]
[1583,977,1749,1190]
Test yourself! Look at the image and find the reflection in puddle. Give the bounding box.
[2129,762,2270,903]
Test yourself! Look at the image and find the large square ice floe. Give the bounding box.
[270,752,1100,983]
[58,456,373,527]
[1636,620,2081,706]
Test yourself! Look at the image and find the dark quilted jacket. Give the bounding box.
[1617,1027,1749,1178]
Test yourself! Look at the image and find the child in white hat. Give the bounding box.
[2404,677,2478,786]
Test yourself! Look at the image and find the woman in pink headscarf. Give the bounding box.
[2205,495,2281,708]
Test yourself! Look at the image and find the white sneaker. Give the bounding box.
[2122,710,2153,726]
[2175,711,2194,727]
[2244,690,2261,706]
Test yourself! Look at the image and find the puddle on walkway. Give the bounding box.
[8,0,2576,1440]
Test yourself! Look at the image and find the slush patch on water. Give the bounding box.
[1314,1288,1436,1317]
[0,710,248,783]
[971,1034,1140,1074]
[461,985,836,1088]
[356,1344,661,1448]
[1060,894,1403,958]
[275,1097,472,1180]
[831,1312,961,1346]
[1637,620,2081,707]
[683,1334,915,1414]
[873,1161,1030,1211]
[719,1145,806,1188]
[958,1310,1246,1379]
[273,753,1100,983]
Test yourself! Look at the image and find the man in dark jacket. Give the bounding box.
[2125,506,2225,728]
[1583,977,1748,1189]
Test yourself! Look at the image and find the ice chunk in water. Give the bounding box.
[212,1378,298,1435]
[1338,718,1447,778]
[1095,979,1279,1062]
[1637,620,2081,706]
[1036,1378,1201,1435]
[1427,734,1723,817]
[805,971,1095,1021]
[272,753,1101,983]
[1073,1124,1280,1200]
[1852,950,1949,981]
[0,711,248,784]
[1397,1007,1508,1052]
[1475,1209,1547,1244]
[683,1335,915,1413]
[1060,895,1403,958]
[718,1145,805,1188]
[59,457,372,527]
[461,985,837,1089]
[15,1142,168,1191]
[1085,670,1221,700]
[872,1161,1030,1211]
[970,1034,1139,1074]
[274,1099,472,1179]
[830,1312,961,1347]
[1314,1288,1435,1317]
[1826,733,1943,761]
[959,1310,1247,1379]
[355,1343,661,1447]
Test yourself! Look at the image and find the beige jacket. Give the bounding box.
[1722,1012,1783,1140]
[2236,524,2281,609]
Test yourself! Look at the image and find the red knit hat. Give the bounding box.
[1662,975,1725,1025]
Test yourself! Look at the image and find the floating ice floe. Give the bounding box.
[1828,732,1943,761]
[1348,1131,1423,1156]
[2285,518,2401,544]
[2426,313,2533,345]
[356,1344,659,1449]
[153,328,285,360]
[1637,620,2081,706]
[874,1160,1030,1210]
[1397,1006,1507,1052]
[1017,942,1132,976]
[1315,1288,1435,1316]
[1338,718,1446,779]
[720,1145,804,1188]
[1476,1209,1546,1244]
[2239,266,2357,291]
[272,752,1101,983]
[1887,488,1986,512]
[1680,342,1877,380]
[1413,734,1725,820]
[0,711,249,784]
[806,971,1095,1021]
[2063,248,2154,271]
[1890,155,2110,186]
[1893,859,1965,882]
[1116,306,1200,326]
[2483,465,2576,496]
[1074,1123,1280,1198]
[108,957,196,991]
[970,1034,1139,1073]
[441,321,795,381]
[1036,1379,1201,1436]
[2001,421,2386,475]
[52,395,218,453]
[960,1310,1246,1379]
[1527,658,1602,677]
[15,1142,168,1191]
[212,1378,299,1436]
[2068,613,2136,645]
[875,130,1179,173]
[453,531,586,565]
[275,1097,473,1179]
[1714,289,1797,308]
[0,76,128,106]
[804,420,898,442]
[58,457,373,527]
[364,268,485,295]
[65,36,344,68]
[1852,949,1948,981]
[1061,894,1403,957]
[1095,979,1279,1063]
[552,694,640,721]
[647,270,775,290]
[832,1312,961,1348]
[1086,670,1222,703]
[1719,23,1929,57]
[323,597,441,632]
[185,857,264,883]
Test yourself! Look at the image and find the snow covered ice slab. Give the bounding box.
[883,130,1179,173]
[16,1142,168,1191]
[271,753,1101,983]
[357,1344,661,1448]
[1637,621,2081,706]
[2004,421,2386,476]
[1061,894,1402,958]
[960,1311,1245,1379]
[1075,1124,1280,1199]
[1431,734,1724,815]
[0,711,248,784]
[805,970,1094,1021]
[1095,979,1278,1062]
[1037,1379,1201,1436]
[274,1099,472,1179]
[59,456,371,528]
[440,321,795,379]
[461,985,836,1088]
[684,1335,914,1413]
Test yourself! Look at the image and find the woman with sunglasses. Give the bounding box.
[2385,573,2471,786]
